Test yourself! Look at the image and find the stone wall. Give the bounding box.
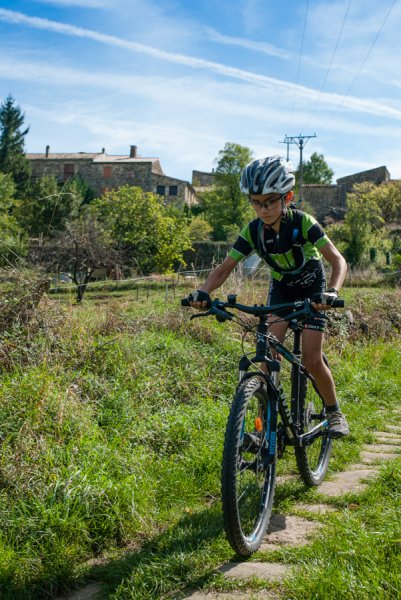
[192,170,216,187]
[302,184,345,221]
[182,241,232,270]
[337,166,390,190]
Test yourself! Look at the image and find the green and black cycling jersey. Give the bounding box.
[228,208,330,282]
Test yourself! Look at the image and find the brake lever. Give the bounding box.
[190,309,213,320]
[189,305,233,321]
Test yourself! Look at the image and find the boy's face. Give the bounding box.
[249,192,292,225]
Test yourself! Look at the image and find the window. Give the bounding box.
[156,185,166,196]
[169,185,178,196]
[63,163,75,181]
[103,166,112,178]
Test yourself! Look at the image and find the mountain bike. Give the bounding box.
[181,294,344,557]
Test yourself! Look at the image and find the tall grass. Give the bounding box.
[0,287,399,598]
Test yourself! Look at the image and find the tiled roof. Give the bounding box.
[93,156,158,164]
[25,152,158,163]
[26,153,100,159]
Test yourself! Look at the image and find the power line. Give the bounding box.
[284,133,316,205]
[287,0,310,133]
[278,136,297,161]
[304,0,353,130]
[324,0,397,127]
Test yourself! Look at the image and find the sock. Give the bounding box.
[326,403,340,413]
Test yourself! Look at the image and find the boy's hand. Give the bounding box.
[312,289,338,311]
[188,289,211,309]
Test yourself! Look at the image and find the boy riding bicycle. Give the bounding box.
[187,155,349,438]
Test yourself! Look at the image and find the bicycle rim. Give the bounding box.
[293,372,332,486]
[221,376,276,557]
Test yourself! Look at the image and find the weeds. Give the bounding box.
[0,284,399,598]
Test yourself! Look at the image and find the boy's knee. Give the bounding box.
[303,354,324,372]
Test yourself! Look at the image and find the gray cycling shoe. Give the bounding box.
[326,410,350,438]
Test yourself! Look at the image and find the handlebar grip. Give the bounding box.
[181,298,191,307]
[332,298,345,308]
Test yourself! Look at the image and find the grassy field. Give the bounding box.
[0,284,400,598]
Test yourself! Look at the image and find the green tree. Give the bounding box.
[372,181,401,223]
[188,215,213,242]
[297,152,334,185]
[91,186,192,273]
[0,172,27,264]
[327,182,389,266]
[0,95,31,196]
[200,142,253,240]
[16,175,85,237]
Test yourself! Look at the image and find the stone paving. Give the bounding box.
[183,427,401,599]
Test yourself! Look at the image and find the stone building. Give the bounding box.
[302,183,347,222]
[337,165,391,190]
[302,166,394,222]
[191,169,216,188]
[26,145,197,207]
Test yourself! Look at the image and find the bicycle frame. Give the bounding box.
[237,314,329,454]
[182,294,344,452]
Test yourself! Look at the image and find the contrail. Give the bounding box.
[1,8,401,120]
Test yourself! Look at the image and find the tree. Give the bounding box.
[91,186,192,274]
[0,172,27,264]
[297,152,334,185]
[199,142,253,240]
[188,215,213,242]
[326,183,388,267]
[16,175,85,237]
[35,215,121,303]
[0,95,31,196]
[373,181,401,223]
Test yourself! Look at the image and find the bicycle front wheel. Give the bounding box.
[221,376,276,557]
[292,364,333,486]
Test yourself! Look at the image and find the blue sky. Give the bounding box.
[1,0,400,183]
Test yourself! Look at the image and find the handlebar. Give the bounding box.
[181,295,344,322]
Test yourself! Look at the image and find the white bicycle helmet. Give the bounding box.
[240,155,295,195]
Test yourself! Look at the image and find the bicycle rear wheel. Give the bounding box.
[221,376,276,557]
[292,362,333,486]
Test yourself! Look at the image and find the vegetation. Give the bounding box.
[196,142,254,241]
[327,182,401,268]
[90,186,192,274]
[0,280,399,598]
[0,95,31,197]
[296,152,334,185]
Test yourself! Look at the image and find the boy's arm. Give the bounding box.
[320,241,347,292]
[312,241,347,311]
[190,256,238,309]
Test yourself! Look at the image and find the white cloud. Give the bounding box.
[204,27,292,60]
[1,8,401,123]
[33,0,112,7]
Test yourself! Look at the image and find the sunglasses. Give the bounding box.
[249,195,284,210]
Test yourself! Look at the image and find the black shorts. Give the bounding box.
[267,260,326,332]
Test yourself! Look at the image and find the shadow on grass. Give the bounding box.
[89,503,228,599]
[0,484,315,599]
[91,482,315,598]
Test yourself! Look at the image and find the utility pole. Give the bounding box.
[284,133,316,205]
[279,136,296,161]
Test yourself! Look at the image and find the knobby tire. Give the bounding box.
[221,376,276,557]
[292,355,333,486]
